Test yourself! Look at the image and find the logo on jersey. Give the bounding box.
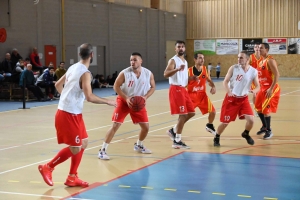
[179,106,185,112]
[192,86,204,92]
[267,105,270,108]
[202,75,206,79]
[262,66,265,70]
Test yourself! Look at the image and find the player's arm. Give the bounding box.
[55,74,66,94]
[206,70,216,94]
[81,72,116,106]
[223,65,234,96]
[265,59,280,98]
[251,72,260,94]
[143,73,156,100]
[164,59,183,78]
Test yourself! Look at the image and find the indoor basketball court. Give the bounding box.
[0,79,299,200]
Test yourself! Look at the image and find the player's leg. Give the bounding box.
[198,94,216,135]
[134,122,152,153]
[255,89,268,135]
[241,115,255,145]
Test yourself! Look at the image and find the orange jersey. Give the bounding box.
[187,66,208,93]
[257,55,277,87]
[249,54,263,69]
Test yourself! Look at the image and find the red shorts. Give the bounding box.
[255,84,280,114]
[169,85,195,115]
[220,95,253,123]
[55,109,88,147]
[112,96,148,124]
[189,92,215,115]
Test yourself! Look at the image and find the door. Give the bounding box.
[97,45,106,76]
[44,45,57,69]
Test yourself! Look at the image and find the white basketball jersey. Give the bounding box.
[229,64,257,96]
[58,62,89,114]
[168,55,188,87]
[120,66,151,97]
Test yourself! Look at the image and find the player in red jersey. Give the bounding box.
[187,53,216,135]
[255,43,280,140]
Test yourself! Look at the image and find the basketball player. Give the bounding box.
[188,53,217,135]
[38,43,116,187]
[249,43,263,115]
[213,50,260,147]
[255,43,280,139]
[98,52,155,160]
[164,41,195,149]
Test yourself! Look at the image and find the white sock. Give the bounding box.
[101,142,109,151]
[137,140,143,146]
[175,134,181,142]
[173,124,178,133]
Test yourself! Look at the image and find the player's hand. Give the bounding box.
[210,87,216,94]
[227,91,234,97]
[178,64,185,71]
[265,88,272,98]
[192,75,199,81]
[107,99,117,107]
[126,97,133,108]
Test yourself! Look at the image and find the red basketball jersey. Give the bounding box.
[187,66,207,93]
[257,55,277,87]
[250,54,263,69]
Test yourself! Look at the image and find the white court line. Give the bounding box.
[0,191,94,200]
[0,89,299,175]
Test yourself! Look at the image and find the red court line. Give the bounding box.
[61,151,184,200]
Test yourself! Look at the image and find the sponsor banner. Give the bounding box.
[240,39,263,54]
[194,40,216,55]
[287,38,300,54]
[216,39,239,55]
[263,38,287,54]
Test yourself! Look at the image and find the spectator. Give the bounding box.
[55,61,66,81]
[36,66,56,100]
[11,48,23,68]
[215,62,221,79]
[109,71,118,85]
[106,75,112,84]
[207,63,213,72]
[16,59,25,73]
[92,74,100,89]
[30,47,46,75]
[19,64,45,101]
[1,53,14,77]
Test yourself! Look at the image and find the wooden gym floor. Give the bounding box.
[0,79,299,200]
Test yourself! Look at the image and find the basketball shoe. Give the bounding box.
[38,164,54,186]
[257,127,267,135]
[98,149,110,160]
[134,143,152,154]
[213,137,220,147]
[172,140,190,149]
[64,175,89,187]
[263,130,273,140]
[167,128,176,141]
[205,123,216,136]
[241,132,255,145]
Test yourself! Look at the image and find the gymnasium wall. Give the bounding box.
[184,0,300,77]
[0,0,186,81]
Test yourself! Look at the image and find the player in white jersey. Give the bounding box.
[213,50,260,147]
[164,40,195,149]
[98,52,155,160]
[38,43,116,187]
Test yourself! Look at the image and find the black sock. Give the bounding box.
[265,116,271,130]
[215,133,220,138]
[258,113,267,128]
[244,130,250,135]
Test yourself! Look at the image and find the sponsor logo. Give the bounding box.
[202,75,206,78]
[192,86,204,92]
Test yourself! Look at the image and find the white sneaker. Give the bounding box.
[134,143,152,154]
[98,149,110,160]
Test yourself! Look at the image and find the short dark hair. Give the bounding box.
[240,50,250,58]
[261,43,270,50]
[48,66,54,70]
[194,52,203,59]
[60,61,65,64]
[175,40,185,46]
[79,43,93,60]
[131,52,142,59]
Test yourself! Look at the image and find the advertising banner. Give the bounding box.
[263,38,287,54]
[216,39,239,55]
[287,38,300,54]
[194,40,216,55]
[239,39,263,54]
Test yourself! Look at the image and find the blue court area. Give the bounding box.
[65,152,300,200]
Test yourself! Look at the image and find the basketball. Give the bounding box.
[130,96,145,112]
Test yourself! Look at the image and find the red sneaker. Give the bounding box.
[64,175,89,187]
[38,164,54,186]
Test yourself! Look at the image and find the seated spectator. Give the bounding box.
[99,74,113,88]
[16,59,25,73]
[109,71,118,86]
[19,64,45,101]
[36,66,56,100]
[92,74,100,89]
[55,61,66,81]
[1,53,14,78]
[11,48,23,68]
[30,47,47,75]
[106,75,112,84]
